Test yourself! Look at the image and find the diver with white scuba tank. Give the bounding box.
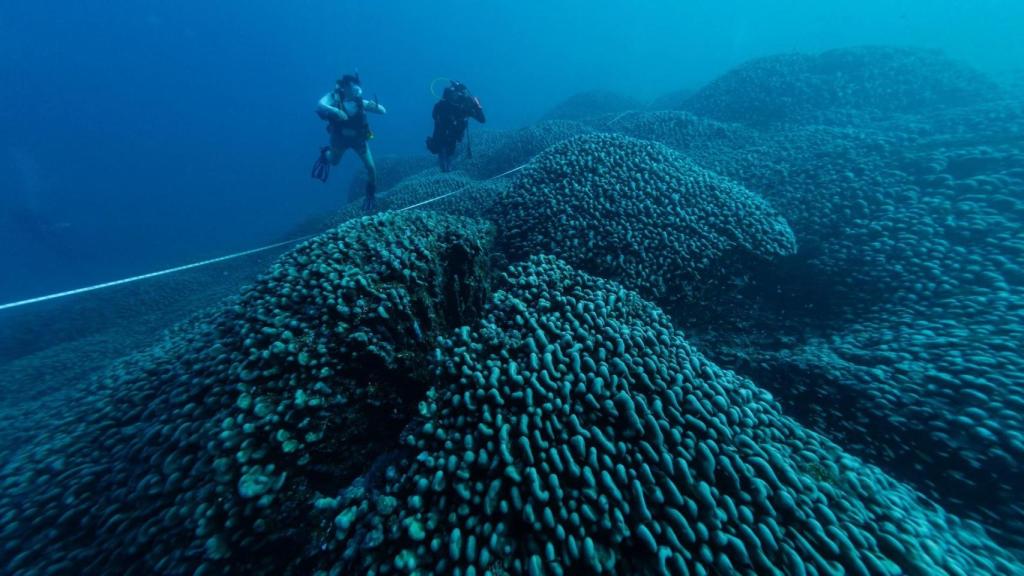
[311,73,387,211]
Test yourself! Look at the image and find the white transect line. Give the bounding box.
[604,109,636,127]
[0,162,531,312]
[396,163,528,213]
[0,235,318,312]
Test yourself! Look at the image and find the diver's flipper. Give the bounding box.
[362,183,377,211]
[311,147,331,182]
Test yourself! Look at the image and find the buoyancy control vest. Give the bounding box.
[328,94,371,141]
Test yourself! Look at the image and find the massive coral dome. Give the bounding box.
[328,256,1021,575]
[684,46,999,126]
[0,212,495,574]
[495,133,796,309]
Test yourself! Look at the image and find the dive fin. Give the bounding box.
[311,146,330,182]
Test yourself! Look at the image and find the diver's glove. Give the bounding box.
[311,146,331,182]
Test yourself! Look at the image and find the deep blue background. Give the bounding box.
[2,0,1022,302]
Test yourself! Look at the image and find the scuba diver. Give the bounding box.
[311,73,387,210]
[426,81,485,172]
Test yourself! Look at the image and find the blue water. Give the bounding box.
[2,0,1022,303]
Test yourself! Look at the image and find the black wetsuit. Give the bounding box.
[428,92,485,172]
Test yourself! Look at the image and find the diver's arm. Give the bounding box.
[364,99,387,115]
[316,92,347,120]
[470,97,486,123]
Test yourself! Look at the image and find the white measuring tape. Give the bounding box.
[0,236,317,312]
[0,163,531,312]
[396,164,527,213]
[603,109,636,127]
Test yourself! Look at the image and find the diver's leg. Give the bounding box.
[358,145,377,188]
[326,146,345,165]
[444,141,457,172]
[327,132,348,165]
[438,147,449,172]
[356,144,377,210]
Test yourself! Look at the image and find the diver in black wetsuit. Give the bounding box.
[426,81,486,172]
[311,73,387,210]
